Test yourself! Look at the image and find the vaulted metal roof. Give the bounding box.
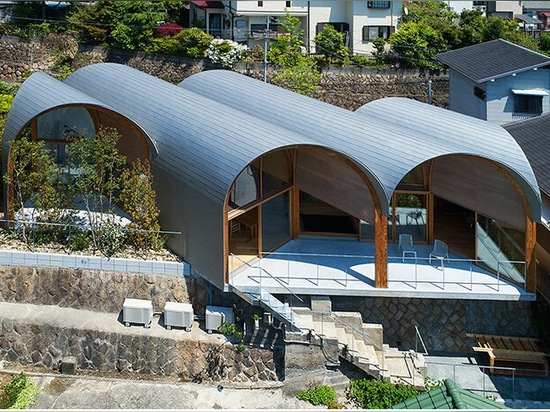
[2,72,124,203]
[64,63,363,206]
[435,38,550,83]
[356,97,541,220]
[179,69,541,221]
[180,69,419,206]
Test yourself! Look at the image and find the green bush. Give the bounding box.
[0,372,40,409]
[349,378,420,409]
[297,385,336,406]
[217,322,243,342]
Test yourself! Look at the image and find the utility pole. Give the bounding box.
[427,80,433,105]
[263,15,270,83]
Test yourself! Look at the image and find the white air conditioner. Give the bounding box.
[123,298,153,328]
[164,302,194,331]
[205,305,234,333]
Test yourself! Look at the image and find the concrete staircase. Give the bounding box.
[292,298,426,389]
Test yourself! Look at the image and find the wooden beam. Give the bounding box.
[375,209,388,288]
[525,216,537,293]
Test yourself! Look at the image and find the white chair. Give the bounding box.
[429,239,449,267]
[398,233,416,261]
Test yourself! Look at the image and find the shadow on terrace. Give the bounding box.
[229,237,535,301]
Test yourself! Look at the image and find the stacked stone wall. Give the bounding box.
[0,319,282,383]
[0,34,449,110]
[332,296,539,353]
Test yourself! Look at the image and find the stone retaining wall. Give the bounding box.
[332,296,539,353]
[0,34,449,111]
[0,319,282,383]
[0,266,281,383]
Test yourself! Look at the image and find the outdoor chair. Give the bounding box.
[429,239,449,267]
[398,233,416,261]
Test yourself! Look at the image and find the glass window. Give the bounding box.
[262,192,290,252]
[368,1,390,8]
[262,150,291,196]
[394,193,427,242]
[514,95,543,114]
[230,160,260,208]
[362,26,392,41]
[398,166,425,190]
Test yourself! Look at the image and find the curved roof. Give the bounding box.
[3,72,107,172]
[64,63,387,207]
[180,70,421,204]
[179,69,541,221]
[2,71,157,181]
[357,97,541,219]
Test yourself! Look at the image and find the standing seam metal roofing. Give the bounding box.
[178,69,541,221]
[1,71,156,193]
[179,70,420,199]
[63,63,384,207]
[356,97,542,220]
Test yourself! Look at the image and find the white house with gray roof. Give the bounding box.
[436,38,550,125]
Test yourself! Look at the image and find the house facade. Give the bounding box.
[191,0,402,55]
[436,39,550,125]
[2,64,541,306]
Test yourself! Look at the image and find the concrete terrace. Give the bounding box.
[230,237,535,301]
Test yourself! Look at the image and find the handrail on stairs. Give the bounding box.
[414,325,429,355]
[309,310,384,352]
[229,253,304,307]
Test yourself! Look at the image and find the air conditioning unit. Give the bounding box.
[164,302,194,331]
[123,298,153,328]
[205,305,234,333]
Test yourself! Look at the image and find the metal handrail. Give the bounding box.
[230,253,304,304]
[237,251,527,293]
[414,325,429,355]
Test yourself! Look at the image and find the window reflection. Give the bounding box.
[393,193,427,242]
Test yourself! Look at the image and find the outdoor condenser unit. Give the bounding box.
[123,298,153,328]
[164,302,194,331]
[205,305,234,333]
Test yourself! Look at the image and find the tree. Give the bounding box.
[67,127,127,256]
[268,11,305,68]
[173,27,213,58]
[67,1,176,50]
[3,135,63,247]
[314,24,350,64]
[119,158,162,251]
[272,58,321,96]
[389,21,446,70]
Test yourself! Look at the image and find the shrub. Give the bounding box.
[0,372,40,409]
[207,39,249,68]
[173,27,213,58]
[297,385,336,406]
[349,378,420,409]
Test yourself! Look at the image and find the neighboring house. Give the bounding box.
[435,38,550,125]
[191,0,402,55]
[523,1,550,31]
[472,1,523,19]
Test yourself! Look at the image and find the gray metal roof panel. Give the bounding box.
[357,97,542,219]
[179,69,425,206]
[64,63,329,205]
[503,114,550,197]
[2,71,117,185]
[435,39,550,83]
